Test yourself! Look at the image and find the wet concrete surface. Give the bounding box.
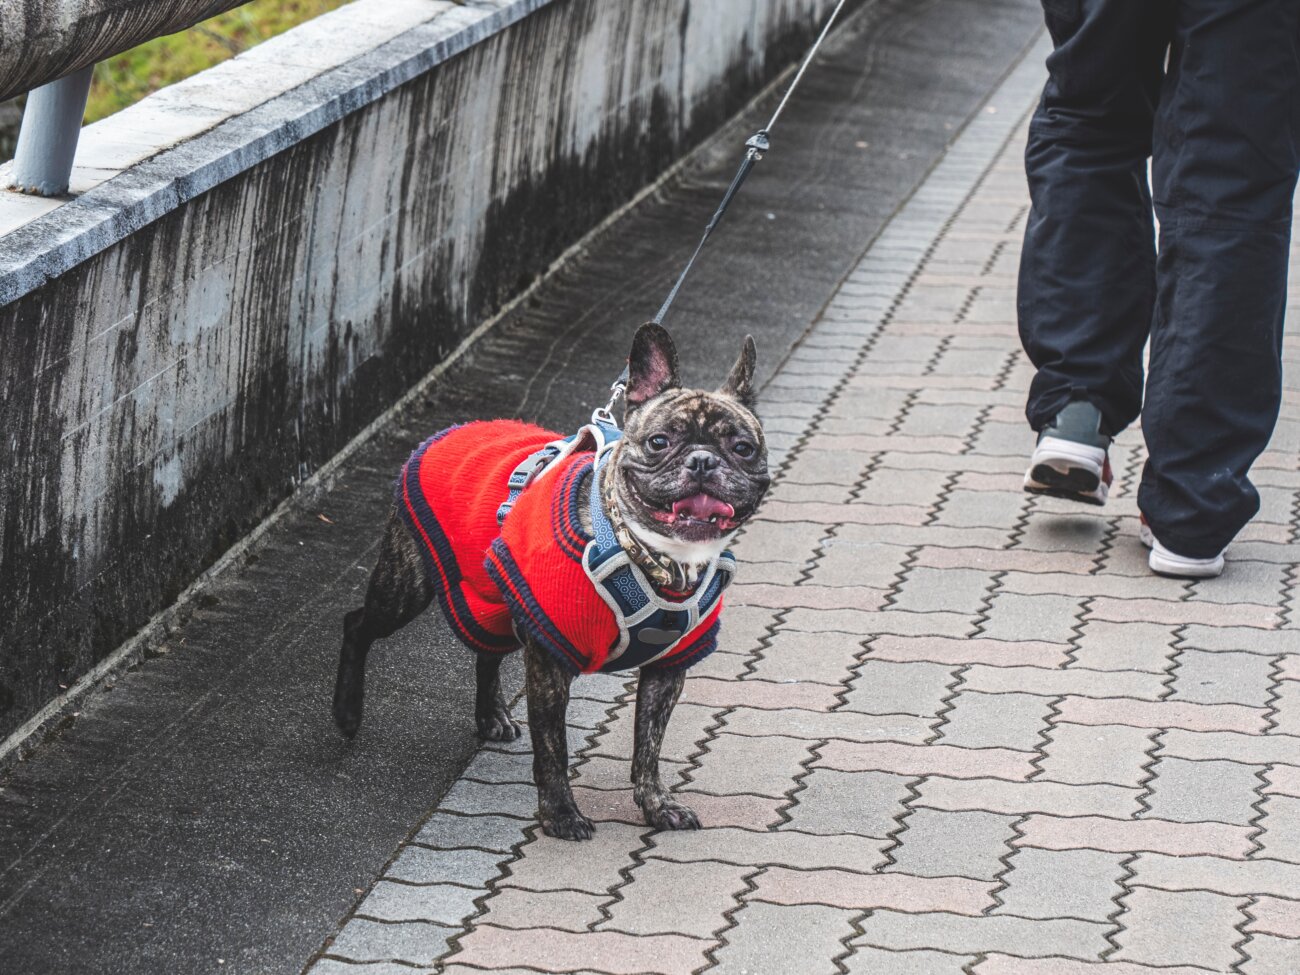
[0,1,1043,972]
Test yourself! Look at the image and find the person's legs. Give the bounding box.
[1141,0,1300,561]
[1019,0,1174,437]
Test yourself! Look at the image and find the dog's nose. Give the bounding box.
[685,449,720,474]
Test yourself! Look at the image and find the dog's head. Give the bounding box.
[608,323,770,567]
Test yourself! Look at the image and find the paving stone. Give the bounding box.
[991,847,1127,922]
[867,635,1070,669]
[462,749,535,784]
[1111,886,1248,971]
[1089,596,1280,630]
[885,808,1018,880]
[687,733,814,798]
[1241,932,1300,975]
[817,739,1035,781]
[842,945,977,974]
[979,592,1085,645]
[1271,680,1300,737]
[353,880,483,925]
[573,754,687,793]
[1069,620,1180,673]
[1161,728,1300,765]
[1014,812,1255,858]
[855,466,953,507]
[1143,757,1265,826]
[755,865,993,915]
[810,537,914,589]
[961,663,1166,701]
[386,846,510,887]
[498,823,648,894]
[731,520,827,564]
[1246,895,1300,938]
[413,813,530,853]
[782,450,869,485]
[841,660,958,717]
[935,690,1052,751]
[453,925,710,975]
[1178,626,1300,656]
[916,776,1142,818]
[647,826,891,871]
[721,706,931,744]
[710,901,858,975]
[590,701,716,764]
[1013,516,1108,555]
[1036,723,1155,788]
[745,629,864,685]
[892,566,997,615]
[974,957,1210,975]
[477,886,607,931]
[1132,851,1300,899]
[914,544,1095,576]
[600,858,751,938]
[688,650,753,681]
[787,606,974,638]
[782,768,913,837]
[852,909,1110,959]
[1265,764,1300,797]
[998,569,1190,601]
[1169,649,1276,707]
[1189,559,1290,605]
[326,917,455,966]
[1055,695,1267,734]
[934,490,1027,530]
[681,674,842,712]
[1255,795,1300,863]
[309,960,428,975]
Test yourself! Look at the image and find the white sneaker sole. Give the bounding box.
[1023,436,1110,506]
[1139,522,1225,578]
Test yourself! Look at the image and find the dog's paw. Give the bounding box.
[476,711,523,742]
[644,799,701,832]
[540,809,596,841]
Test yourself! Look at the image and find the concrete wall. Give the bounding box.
[0,0,849,741]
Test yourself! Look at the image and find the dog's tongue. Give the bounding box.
[672,494,735,522]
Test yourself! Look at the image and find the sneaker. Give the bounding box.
[1024,400,1113,506]
[1139,516,1225,578]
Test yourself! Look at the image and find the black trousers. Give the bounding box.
[1019,0,1300,557]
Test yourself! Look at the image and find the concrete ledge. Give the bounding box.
[0,0,850,740]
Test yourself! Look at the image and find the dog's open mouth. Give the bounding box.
[650,493,738,533]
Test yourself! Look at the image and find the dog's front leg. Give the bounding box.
[633,667,700,831]
[524,640,594,840]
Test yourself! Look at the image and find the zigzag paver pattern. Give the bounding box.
[308,41,1300,975]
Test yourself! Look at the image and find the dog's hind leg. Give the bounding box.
[633,667,700,830]
[524,640,593,840]
[333,508,433,738]
[475,653,522,741]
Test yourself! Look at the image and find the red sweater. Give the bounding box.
[396,420,723,674]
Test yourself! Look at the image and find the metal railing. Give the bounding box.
[1,0,253,196]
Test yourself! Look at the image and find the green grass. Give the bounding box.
[86,0,355,123]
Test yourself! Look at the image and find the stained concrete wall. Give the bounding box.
[0,0,850,741]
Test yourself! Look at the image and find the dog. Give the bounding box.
[332,323,770,839]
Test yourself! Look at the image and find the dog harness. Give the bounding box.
[396,420,732,674]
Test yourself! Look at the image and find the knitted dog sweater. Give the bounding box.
[396,420,724,674]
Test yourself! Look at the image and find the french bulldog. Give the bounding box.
[332,323,770,839]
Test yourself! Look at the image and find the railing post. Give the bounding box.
[8,65,94,197]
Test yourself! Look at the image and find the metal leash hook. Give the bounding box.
[592,376,626,428]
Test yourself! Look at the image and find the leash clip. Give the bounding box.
[745,129,770,159]
[593,378,626,428]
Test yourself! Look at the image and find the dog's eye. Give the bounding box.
[733,441,756,458]
[647,434,671,452]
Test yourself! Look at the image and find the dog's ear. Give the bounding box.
[718,335,758,411]
[625,322,681,412]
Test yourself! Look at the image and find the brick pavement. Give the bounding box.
[305,35,1300,975]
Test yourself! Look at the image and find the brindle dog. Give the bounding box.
[333,324,770,839]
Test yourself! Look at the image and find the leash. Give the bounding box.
[596,0,850,424]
